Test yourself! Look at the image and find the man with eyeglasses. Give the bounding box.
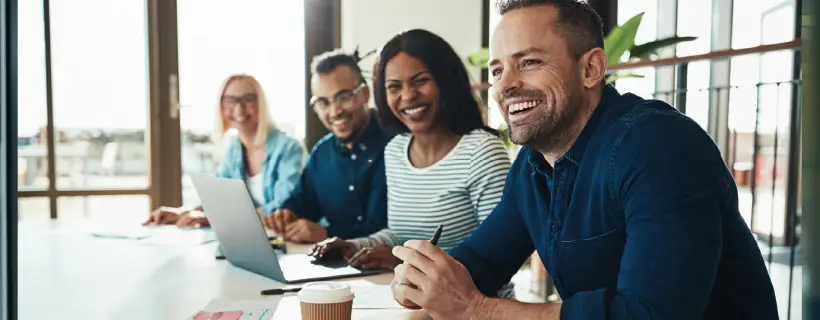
[262,49,392,244]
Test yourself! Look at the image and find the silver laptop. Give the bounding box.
[189,174,386,283]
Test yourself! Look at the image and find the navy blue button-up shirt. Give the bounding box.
[279,109,391,239]
[449,85,778,319]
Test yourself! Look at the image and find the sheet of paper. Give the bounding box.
[351,285,405,309]
[192,310,243,320]
[187,299,279,320]
[88,224,162,240]
[138,227,216,246]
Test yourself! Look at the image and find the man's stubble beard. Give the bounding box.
[335,105,370,144]
[509,84,585,154]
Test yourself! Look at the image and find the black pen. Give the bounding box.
[430,223,443,246]
[398,224,444,291]
[260,286,301,295]
[348,247,368,264]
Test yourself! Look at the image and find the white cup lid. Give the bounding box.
[297,282,355,304]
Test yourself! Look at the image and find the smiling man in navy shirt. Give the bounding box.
[390,0,778,319]
[264,49,391,243]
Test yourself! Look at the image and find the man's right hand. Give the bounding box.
[144,207,181,225]
[176,213,209,228]
[308,237,358,261]
[262,208,298,234]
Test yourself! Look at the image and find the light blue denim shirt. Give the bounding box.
[216,129,306,215]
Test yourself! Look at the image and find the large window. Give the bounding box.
[16,0,152,221]
[176,0,306,206]
[728,0,797,239]
[49,0,150,191]
[16,0,48,193]
[16,0,307,219]
[728,1,799,318]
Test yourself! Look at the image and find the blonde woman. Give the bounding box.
[145,74,306,227]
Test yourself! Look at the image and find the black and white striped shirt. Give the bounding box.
[349,129,511,251]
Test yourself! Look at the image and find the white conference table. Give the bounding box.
[17,220,426,319]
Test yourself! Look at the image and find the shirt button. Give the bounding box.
[357,216,363,221]
[348,185,355,191]
[351,154,357,160]
[367,159,372,163]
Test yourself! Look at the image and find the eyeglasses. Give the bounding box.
[221,94,258,108]
[310,82,366,112]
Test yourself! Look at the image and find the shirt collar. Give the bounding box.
[333,108,385,154]
[235,129,277,177]
[526,149,553,178]
[527,84,621,169]
[562,85,620,165]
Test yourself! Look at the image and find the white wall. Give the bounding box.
[341,0,484,99]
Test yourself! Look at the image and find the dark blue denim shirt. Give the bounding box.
[279,109,391,239]
[449,85,778,319]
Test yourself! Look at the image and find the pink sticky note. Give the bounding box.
[192,310,243,320]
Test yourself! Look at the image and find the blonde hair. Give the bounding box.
[215,74,275,147]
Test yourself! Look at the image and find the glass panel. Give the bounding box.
[18,197,50,221]
[617,0,658,47]
[676,0,712,129]
[49,0,150,190]
[732,0,795,49]
[612,66,656,99]
[57,195,150,223]
[614,0,658,98]
[176,0,306,206]
[485,2,526,159]
[486,3,503,133]
[754,2,795,239]
[730,2,799,319]
[17,0,49,191]
[729,0,797,238]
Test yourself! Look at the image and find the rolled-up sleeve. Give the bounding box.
[561,113,725,320]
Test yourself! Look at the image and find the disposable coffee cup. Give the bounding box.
[297,282,355,320]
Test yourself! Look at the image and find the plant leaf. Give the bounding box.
[605,73,645,84]
[497,123,514,149]
[603,12,644,66]
[628,36,698,60]
[467,48,490,68]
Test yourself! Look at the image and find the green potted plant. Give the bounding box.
[497,122,514,149]
[496,122,519,159]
